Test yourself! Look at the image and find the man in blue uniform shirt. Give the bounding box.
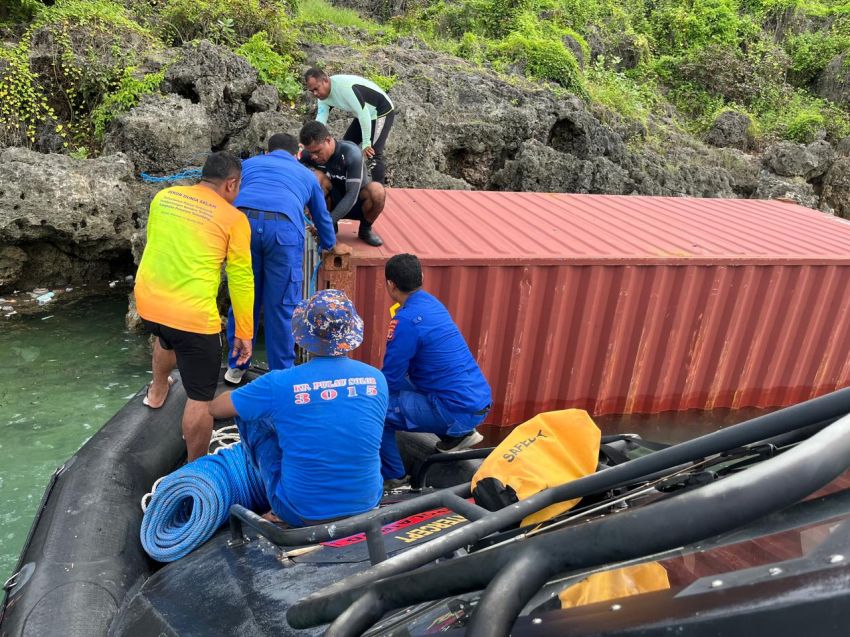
[210,289,388,526]
[224,133,351,383]
[380,253,492,483]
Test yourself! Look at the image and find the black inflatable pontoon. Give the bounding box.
[5,383,850,637]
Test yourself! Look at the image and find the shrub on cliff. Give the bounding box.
[656,40,789,109]
[0,45,59,149]
[91,68,165,140]
[235,32,300,101]
[785,28,850,87]
[760,92,850,143]
[650,0,757,54]
[158,0,296,50]
[0,0,43,25]
[492,33,587,96]
[25,0,156,144]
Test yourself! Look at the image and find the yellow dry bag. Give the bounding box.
[558,562,670,609]
[471,409,601,527]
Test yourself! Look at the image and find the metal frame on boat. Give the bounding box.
[278,388,850,635]
[6,385,850,637]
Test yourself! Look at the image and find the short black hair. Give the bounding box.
[385,254,423,293]
[201,151,241,182]
[304,67,327,82]
[268,133,299,154]
[300,120,331,146]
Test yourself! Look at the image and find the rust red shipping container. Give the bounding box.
[320,189,850,427]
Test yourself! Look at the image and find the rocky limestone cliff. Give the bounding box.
[0,147,154,291]
[1,40,849,297]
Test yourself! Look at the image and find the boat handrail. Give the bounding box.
[228,482,490,565]
[410,447,494,489]
[228,434,666,562]
[290,410,850,636]
[285,386,850,630]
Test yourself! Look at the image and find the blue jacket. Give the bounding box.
[382,290,491,414]
[234,151,336,251]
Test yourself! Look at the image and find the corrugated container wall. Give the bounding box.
[320,190,850,427]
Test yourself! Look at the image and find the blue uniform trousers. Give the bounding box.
[380,378,486,479]
[236,415,318,527]
[226,209,304,371]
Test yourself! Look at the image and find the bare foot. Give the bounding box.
[261,510,283,523]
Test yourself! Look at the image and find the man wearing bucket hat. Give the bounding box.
[209,289,388,526]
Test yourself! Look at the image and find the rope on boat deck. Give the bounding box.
[140,443,268,562]
[140,427,243,512]
[210,424,241,454]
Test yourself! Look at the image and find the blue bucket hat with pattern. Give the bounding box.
[292,289,364,356]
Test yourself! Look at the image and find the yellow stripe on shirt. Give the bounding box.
[134,184,254,339]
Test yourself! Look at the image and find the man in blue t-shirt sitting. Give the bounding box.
[380,253,492,485]
[209,289,388,526]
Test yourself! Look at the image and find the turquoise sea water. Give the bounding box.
[0,295,152,582]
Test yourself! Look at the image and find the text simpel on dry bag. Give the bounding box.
[471,409,601,527]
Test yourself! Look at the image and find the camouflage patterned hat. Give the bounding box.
[292,289,364,356]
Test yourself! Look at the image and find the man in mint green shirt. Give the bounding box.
[305,68,395,185]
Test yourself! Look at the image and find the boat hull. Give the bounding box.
[1,380,186,636]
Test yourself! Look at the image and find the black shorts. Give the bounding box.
[330,188,365,221]
[141,320,222,401]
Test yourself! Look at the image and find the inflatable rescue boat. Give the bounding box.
[4,373,850,636]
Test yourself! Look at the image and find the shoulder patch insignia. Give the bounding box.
[387,319,398,341]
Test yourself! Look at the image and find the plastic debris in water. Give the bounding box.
[36,292,55,305]
[1,306,12,312]
[41,315,54,321]
[125,275,134,283]
[109,281,118,288]
[65,287,73,292]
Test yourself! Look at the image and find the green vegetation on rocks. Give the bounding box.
[0,43,59,148]
[236,32,301,101]
[157,0,298,50]
[91,68,165,140]
[1,0,849,156]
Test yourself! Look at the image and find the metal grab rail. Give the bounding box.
[286,386,850,629]
[410,434,660,489]
[228,483,490,565]
[314,412,850,637]
[411,448,494,489]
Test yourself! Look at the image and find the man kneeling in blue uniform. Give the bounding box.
[381,253,492,484]
[210,289,388,526]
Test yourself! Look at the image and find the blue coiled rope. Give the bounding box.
[140,443,269,562]
[139,168,203,183]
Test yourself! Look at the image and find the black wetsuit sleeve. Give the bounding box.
[299,149,315,167]
[331,146,365,223]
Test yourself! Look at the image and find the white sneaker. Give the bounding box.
[224,367,247,385]
[435,429,484,453]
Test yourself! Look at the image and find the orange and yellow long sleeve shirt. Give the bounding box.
[135,184,254,339]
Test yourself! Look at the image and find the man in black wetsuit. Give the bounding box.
[299,120,386,247]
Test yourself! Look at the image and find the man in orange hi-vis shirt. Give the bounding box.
[134,152,254,461]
